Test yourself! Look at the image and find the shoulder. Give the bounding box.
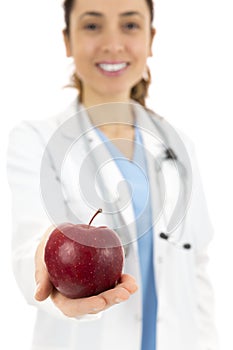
[8,98,80,146]
[146,107,196,155]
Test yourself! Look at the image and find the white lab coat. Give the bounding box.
[7,99,218,350]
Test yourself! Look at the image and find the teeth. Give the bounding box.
[98,63,127,72]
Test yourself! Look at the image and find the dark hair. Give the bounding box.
[63,0,154,107]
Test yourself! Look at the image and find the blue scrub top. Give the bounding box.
[95,125,157,350]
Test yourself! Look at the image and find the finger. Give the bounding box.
[98,286,131,308]
[120,273,136,284]
[51,291,106,317]
[50,277,137,318]
[34,248,53,302]
[34,272,53,301]
[117,273,138,294]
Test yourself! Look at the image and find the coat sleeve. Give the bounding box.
[185,140,219,350]
[7,121,100,322]
[195,249,219,350]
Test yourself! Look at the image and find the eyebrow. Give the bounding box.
[79,11,144,20]
[120,11,144,18]
[79,12,102,19]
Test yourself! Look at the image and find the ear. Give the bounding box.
[148,27,156,57]
[63,29,72,57]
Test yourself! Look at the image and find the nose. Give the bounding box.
[101,29,124,53]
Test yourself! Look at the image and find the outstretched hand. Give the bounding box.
[34,227,138,318]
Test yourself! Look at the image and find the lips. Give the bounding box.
[96,61,129,76]
[97,62,128,72]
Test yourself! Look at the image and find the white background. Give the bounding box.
[0,0,232,349]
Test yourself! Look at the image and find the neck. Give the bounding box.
[80,88,136,128]
[81,86,131,108]
[86,103,135,127]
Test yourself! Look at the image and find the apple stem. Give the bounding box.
[88,208,102,227]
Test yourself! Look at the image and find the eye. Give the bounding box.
[84,23,100,31]
[123,22,140,31]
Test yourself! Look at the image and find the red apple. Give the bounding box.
[44,209,124,299]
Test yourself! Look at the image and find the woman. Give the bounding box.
[7,0,218,349]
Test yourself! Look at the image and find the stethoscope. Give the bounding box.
[79,106,193,252]
[158,147,192,250]
[147,114,193,251]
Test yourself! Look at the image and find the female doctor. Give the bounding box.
[7,0,219,349]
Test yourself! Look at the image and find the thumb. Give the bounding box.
[34,266,53,302]
[34,227,54,301]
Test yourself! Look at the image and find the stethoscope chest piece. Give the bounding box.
[159,232,192,250]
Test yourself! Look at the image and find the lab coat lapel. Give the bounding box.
[133,102,192,283]
[133,104,187,287]
[78,107,138,246]
[134,105,170,284]
[56,100,138,246]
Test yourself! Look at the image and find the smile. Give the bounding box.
[97,62,129,72]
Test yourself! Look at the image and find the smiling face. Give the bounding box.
[63,0,155,106]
